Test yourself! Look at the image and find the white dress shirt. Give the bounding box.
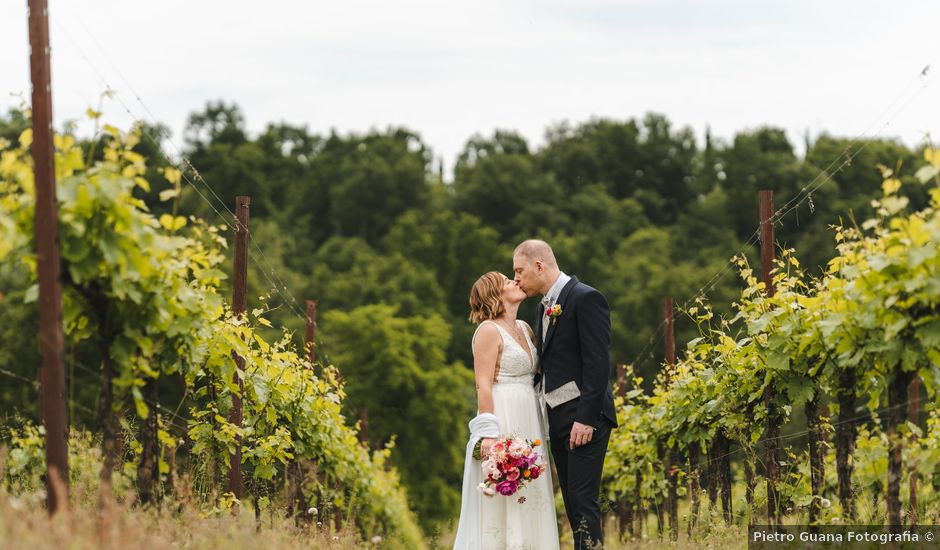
[541,271,570,341]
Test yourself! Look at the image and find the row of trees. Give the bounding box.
[605,149,940,538]
[0,101,934,529]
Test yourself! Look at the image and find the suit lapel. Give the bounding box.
[542,276,579,354]
[535,303,545,352]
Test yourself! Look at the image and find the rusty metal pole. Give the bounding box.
[305,300,318,364]
[28,0,69,514]
[228,196,249,499]
[759,190,781,526]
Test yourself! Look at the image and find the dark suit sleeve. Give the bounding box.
[575,289,612,426]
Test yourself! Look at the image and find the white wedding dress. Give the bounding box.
[453,320,560,550]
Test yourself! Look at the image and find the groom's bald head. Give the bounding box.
[513,240,558,268]
[512,240,560,297]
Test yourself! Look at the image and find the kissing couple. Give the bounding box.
[453,239,618,550]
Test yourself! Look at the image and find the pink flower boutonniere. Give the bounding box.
[546,304,563,325]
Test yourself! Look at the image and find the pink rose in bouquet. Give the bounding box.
[477,435,546,503]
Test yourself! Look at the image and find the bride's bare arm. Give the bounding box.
[472,322,500,414]
[472,322,501,455]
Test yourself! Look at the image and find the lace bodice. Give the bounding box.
[475,320,538,385]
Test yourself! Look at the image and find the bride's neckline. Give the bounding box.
[490,319,534,366]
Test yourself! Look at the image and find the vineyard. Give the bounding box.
[0,123,425,548]
[3,0,940,548]
[1,110,939,548]
[604,147,940,539]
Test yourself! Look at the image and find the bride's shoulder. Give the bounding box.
[476,319,499,332]
[472,320,501,346]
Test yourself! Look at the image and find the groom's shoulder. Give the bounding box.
[570,279,607,302]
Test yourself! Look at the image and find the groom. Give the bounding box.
[513,239,617,549]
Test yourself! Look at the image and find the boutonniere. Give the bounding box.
[545,304,563,325]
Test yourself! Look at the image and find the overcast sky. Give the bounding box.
[2,0,939,176]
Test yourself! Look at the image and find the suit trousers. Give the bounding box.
[549,401,612,550]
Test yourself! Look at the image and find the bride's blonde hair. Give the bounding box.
[468,271,506,324]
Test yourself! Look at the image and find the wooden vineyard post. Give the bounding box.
[759,189,782,526]
[664,298,679,541]
[359,407,370,448]
[28,0,69,514]
[909,375,921,526]
[305,300,318,364]
[616,363,627,398]
[228,196,250,499]
[613,363,634,540]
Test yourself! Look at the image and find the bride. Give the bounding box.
[453,272,559,550]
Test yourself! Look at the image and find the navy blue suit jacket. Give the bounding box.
[536,276,618,429]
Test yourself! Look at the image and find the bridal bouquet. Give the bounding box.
[477,436,545,502]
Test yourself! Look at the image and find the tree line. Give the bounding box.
[0,102,933,530]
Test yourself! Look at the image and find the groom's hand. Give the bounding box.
[569,422,594,449]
